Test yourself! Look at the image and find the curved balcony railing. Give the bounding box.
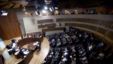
[22,15,113,45]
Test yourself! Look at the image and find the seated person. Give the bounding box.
[6,39,17,49]
[6,39,18,55]
[16,48,29,58]
[14,47,20,55]
[33,41,41,51]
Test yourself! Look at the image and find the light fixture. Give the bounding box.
[44,6,48,10]
[1,10,8,16]
[1,12,8,16]
[49,7,53,12]
[55,7,58,10]
[42,10,47,14]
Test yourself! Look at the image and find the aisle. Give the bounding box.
[29,37,50,64]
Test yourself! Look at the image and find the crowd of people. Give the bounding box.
[37,7,113,16]
[43,27,113,64]
[53,9,96,15]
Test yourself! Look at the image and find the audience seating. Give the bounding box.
[43,27,113,64]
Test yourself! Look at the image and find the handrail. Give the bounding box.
[64,22,113,32]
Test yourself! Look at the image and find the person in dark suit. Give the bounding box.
[16,48,30,59]
[6,39,18,55]
[33,41,41,51]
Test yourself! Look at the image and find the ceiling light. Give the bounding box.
[55,7,58,10]
[42,10,47,14]
[44,6,48,10]
[1,10,8,16]
[1,13,8,16]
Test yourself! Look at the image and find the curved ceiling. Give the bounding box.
[0,0,113,9]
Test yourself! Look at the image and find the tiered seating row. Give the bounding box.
[43,27,113,64]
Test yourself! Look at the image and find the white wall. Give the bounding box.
[23,17,38,34]
[16,14,113,35]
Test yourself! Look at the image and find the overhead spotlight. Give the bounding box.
[1,10,8,16]
[55,7,58,10]
[42,10,47,14]
[44,6,48,10]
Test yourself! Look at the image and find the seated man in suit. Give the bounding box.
[16,48,30,58]
[33,41,41,51]
[6,39,18,55]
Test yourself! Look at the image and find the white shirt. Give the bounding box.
[12,43,16,48]
[33,42,39,46]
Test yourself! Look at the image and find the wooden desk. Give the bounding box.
[17,38,42,47]
[17,37,43,64]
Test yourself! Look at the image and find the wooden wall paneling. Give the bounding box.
[0,16,9,39]
[8,12,21,38]
[0,12,21,40]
